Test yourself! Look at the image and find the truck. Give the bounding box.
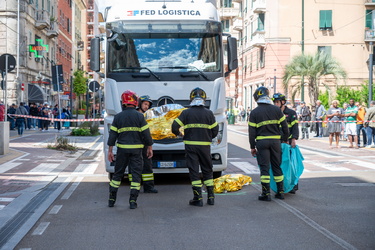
[90,0,238,179]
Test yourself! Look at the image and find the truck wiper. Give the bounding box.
[121,67,161,81]
[159,66,209,81]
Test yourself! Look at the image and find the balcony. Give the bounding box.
[77,41,84,51]
[252,0,266,13]
[233,18,243,31]
[35,10,50,30]
[46,22,59,38]
[251,30,265,47]
[219,7,240,18]
[365,0,375,7]
[232,0,241,2]
[365,28,375,42]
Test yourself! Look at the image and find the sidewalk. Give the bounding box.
[228,121,375,156]
[0,126,102,215]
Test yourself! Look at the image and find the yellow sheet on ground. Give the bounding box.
[213,174,252,193]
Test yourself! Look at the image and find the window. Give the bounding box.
[318,46,331,56]
[319,10,332,30]
[257,13,265,31]
[222,0,232,8]
[221,20,230,32]
[259,48,265,68]
[366,10,375,29]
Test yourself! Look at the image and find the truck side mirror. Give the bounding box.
[227,37,238,72]
[90,38,100,72]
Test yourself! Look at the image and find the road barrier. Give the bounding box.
[10,114,104,122]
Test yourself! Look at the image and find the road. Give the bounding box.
[1,125,374,249]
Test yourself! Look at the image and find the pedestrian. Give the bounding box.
[41,103,50,131]
[63,106,72,129]
[246,107,251,121]
[52,104,59,129]
[15,102,28,136]
[343,98,358,148]
[134,95,158,193]
[24,103,30,130]
[29,103,39,130]
[364,100,375,148]
[355,102,367,147]
[7,104,16,130]
[172,87,218,207]
[298,102,311,139]
[248,87,289,201]
[341,102,348,141]
[272,93,299,194]
[314,100,326,137]
[326,100,344,149]
[107,90,153,209]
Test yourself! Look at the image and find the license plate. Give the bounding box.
[157,162,176,168]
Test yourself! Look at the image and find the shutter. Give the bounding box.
[366,10,373,29]
[326,10,332,29]
[319,10,326,30]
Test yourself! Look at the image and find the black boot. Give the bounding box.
[108,186,117,207]
[129,189,139,209]
[289,183,299,194]
[275,182,285,199]
[258,183,271,201]
[207,186,215,205]
[143,181,158,193]
[189,186,203,207]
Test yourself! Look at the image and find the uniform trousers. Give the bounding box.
[256,139,283,182]
[185,145,213,185]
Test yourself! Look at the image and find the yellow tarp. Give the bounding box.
[213,174,252,193]
[145,104,186,140]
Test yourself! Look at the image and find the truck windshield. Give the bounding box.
[107,33,221,74]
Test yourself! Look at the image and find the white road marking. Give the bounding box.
[350,159,375,170]
[31,222,50,235]
[231,161,259,174]
[0,205,5,210]
[0,198,15,202]
[49,205,63,214]
[73,163,98,175]
[0,163,22,173]
[61,177,84,200]
[27,163,60,174]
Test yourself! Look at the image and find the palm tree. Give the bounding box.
[282,52,347,107]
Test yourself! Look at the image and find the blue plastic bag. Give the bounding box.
[270,144,304,193]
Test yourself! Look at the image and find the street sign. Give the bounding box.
[0,54,16,73]
[21,83,24,91]
[60,95,70,100]
[88,80,100,92]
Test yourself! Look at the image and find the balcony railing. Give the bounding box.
[35,10,50,30]
[365,28,375,41]
[219,7,240,18]
[233,19,243,31]
[365,0,375,6]
[253,0,266,13]
[251,31,265,47]
[46,22,59,38]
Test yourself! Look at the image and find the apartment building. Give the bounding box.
[221,0,374,109]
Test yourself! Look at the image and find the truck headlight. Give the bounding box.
[211,122,224,146]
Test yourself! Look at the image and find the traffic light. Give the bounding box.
[52,65,64,91]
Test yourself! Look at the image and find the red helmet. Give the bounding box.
[121,90,138,106]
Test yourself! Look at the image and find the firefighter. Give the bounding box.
[172,87,218,207]
[248,86,289,201]
[131,95,158,193]
[272,93,299,193]
[107,90,153,209]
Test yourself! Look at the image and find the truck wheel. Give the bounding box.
[213,171,222,179]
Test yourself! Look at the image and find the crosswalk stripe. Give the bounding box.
[231,162,259,174]
[0,163,22,174]
[27,163,60,174]
[349,160,375,170]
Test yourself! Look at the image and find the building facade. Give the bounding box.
[221,0,374,110]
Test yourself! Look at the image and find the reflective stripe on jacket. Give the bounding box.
[107,107,153,149]
[248,103,289,149]
[172,106,218,145]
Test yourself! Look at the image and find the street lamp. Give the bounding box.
[368,42,374,107]
[301,0,305,102]
[273,69,276,94]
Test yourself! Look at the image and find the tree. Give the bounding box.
[72,70,88,114]
[282,52,347,108]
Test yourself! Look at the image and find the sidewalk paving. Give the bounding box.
[0,126,102,213]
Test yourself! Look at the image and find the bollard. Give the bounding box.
[0,122,10,155]
[228,114,235,125]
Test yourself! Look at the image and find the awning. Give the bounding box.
[28,84,47,104]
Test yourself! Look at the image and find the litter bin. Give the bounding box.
[228,114,235,124]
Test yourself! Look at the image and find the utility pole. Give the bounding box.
[301,0,305,102]
[273,69,276,94]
